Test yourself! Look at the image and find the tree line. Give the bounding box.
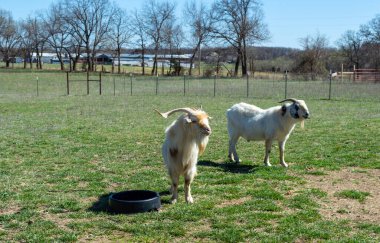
[0,0,379,78]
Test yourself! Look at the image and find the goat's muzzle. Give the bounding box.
[303,112,310,119]
[202,127,211,136]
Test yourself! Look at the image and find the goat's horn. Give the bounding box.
[279,98,298,103]
[154,108,195,118]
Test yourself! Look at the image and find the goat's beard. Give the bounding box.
[300,120,305,129]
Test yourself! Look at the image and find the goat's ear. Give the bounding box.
[184,117,193,123]
[281,105,287,116]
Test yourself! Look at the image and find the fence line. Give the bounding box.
[0,71,379,101]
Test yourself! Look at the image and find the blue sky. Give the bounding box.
[1,0,379,49]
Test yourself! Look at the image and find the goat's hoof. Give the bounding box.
[186,197,194,204]
[265,163,272,167]
[281,162,288,168]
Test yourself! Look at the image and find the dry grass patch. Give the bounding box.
[0,206,22,216]
[216,196,252,208]
[302,168,380,223]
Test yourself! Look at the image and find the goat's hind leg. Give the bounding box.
[228,134,241,163]
[264,140,273,166]
[168,169,180,204]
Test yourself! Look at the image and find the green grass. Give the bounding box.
[335,190,371,203]
[0,71,379,242]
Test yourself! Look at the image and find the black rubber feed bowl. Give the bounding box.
[108,190,161,214]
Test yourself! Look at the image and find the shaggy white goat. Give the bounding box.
[227,98,309,167]
[155,107,211,203]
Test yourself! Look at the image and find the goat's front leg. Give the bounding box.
[264,139,273,166]
[278,140,288,167]
[184,167,196,204]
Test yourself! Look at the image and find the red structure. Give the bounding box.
[354,68,380,83]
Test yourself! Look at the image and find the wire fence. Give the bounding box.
[0,71,379,101]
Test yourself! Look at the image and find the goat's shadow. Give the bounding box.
[88,193,113,214]
[198,160,260,174]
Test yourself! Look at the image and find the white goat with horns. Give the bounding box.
[226,98,310,167]
[155,107,211,203]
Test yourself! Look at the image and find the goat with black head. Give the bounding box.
[226,98,309,167]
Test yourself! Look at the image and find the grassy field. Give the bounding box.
[0,72,379,242]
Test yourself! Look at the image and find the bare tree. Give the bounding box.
[337,30,364,69]
[0,9,20,68]
[44,2,71,70]
[360,14,380,44]
[107,6,131,74]
[183,1,213,76]
[211,0,269,76]
[162,23,184,75]
[64,32,83,72]
[63,0,114,71]
[20,16,47,69]
[144,0,176,75]
[131,9,149,75]
[360,15,380,69]
[294,33,329,80]
[19,20,34,69]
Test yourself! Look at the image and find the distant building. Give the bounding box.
[113,53,194,68]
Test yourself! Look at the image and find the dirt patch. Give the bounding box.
[302,168,380,223]
[216,196,252,208]
[0,206,22,216]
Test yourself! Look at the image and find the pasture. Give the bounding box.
[0,71,379,242]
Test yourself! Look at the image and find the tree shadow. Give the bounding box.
[198,160,260,174]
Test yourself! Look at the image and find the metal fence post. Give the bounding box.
[284,70,288,99]
[123,75,126,94]
[214,74,216,97]
[130,73,133,96]
[113,75,116,96]
[183,74,186,96]
[87,71,90,95]
[36,76,39,96]
[99,72,102,95]
[156,74,158,95]
[66,71,69,95]
[246,72,249,98]
[328,70,332,100]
